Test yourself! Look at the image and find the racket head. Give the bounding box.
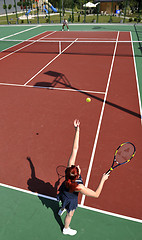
[106,142,136,174]
[114,142,136,164]
[56,165,66,179]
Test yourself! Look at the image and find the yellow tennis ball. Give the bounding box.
[86,97,91,103]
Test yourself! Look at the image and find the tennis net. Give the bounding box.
[0,39,142,57]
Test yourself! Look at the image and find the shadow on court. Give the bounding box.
[26,157,64,231]
[34,71,141,119]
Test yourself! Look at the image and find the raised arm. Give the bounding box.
[77,173,109,198]
[67,119,80,167]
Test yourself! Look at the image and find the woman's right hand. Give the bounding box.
[102,173,109,182]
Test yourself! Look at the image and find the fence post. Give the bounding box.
[3,0,9,24]
[84,0,86,23]
[109,0,113,23]
[48,3,50,23]
[137,0,142,22]
[124,0,128,23]
[59,0,61,23]
[97,3,99,23]
[36,0,39,24]
[13,0,19,24]
[72,0,74,23]
[25,0,29,24]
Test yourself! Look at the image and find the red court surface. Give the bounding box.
[0,30,142,222]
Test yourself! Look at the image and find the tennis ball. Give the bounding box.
[86,97,91,103]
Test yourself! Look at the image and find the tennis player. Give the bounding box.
[57,119,109,236]
[62,18,69,31]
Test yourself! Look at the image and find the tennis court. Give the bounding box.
[0,24,142,240]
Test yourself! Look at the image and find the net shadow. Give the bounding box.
[1,40,142,57]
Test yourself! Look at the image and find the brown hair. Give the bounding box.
[65,165,79,193]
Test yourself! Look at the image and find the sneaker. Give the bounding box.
[68,29,69,31]
[63,227,77,236]
[58,208,66,216]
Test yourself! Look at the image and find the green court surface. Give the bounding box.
[0,186,142,240]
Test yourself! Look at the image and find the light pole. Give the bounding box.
[62,0,64,16]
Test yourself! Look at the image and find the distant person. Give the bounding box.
[57,119,109,236]
[62,18,69,31]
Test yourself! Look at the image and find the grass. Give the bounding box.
[0,9,141,25]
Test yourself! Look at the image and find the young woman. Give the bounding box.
[57,119,109,236]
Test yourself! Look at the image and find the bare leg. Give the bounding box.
[64,210,75,228]
[63,210,77,235]
[62,24,65,30]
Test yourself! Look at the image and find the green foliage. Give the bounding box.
[17,1,22,7]
[3,4,7,9]
[129,17,133,22]
[8,4,12,10]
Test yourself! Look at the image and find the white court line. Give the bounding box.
[0,82,105,95]
[42,37,117,41]
[0,30,56,54]
[130,32,142,125]
[0,25,41,40]
[0,182,141,224]
[80,31,120,206]
[24,38,79,86]
[0,31,57,61]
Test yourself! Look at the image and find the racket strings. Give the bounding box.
[115,143,135,164]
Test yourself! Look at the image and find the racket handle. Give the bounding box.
[105,169,111,175]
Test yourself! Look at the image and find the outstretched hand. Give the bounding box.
[74,119,80,128]
[102,173,109,181]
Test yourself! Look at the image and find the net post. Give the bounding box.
[59,41,61,54]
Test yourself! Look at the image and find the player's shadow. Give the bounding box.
[34,70,141,119]
[26,157,64,231]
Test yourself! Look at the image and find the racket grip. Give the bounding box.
[105,169,111,175]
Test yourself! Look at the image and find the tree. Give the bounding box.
[8,4,12,11]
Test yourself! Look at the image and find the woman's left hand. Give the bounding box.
[74,119,80,128]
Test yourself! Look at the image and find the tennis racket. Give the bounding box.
[56,165,66,181]
[106,142,136,174]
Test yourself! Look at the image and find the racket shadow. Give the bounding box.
[26,157,64,231]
